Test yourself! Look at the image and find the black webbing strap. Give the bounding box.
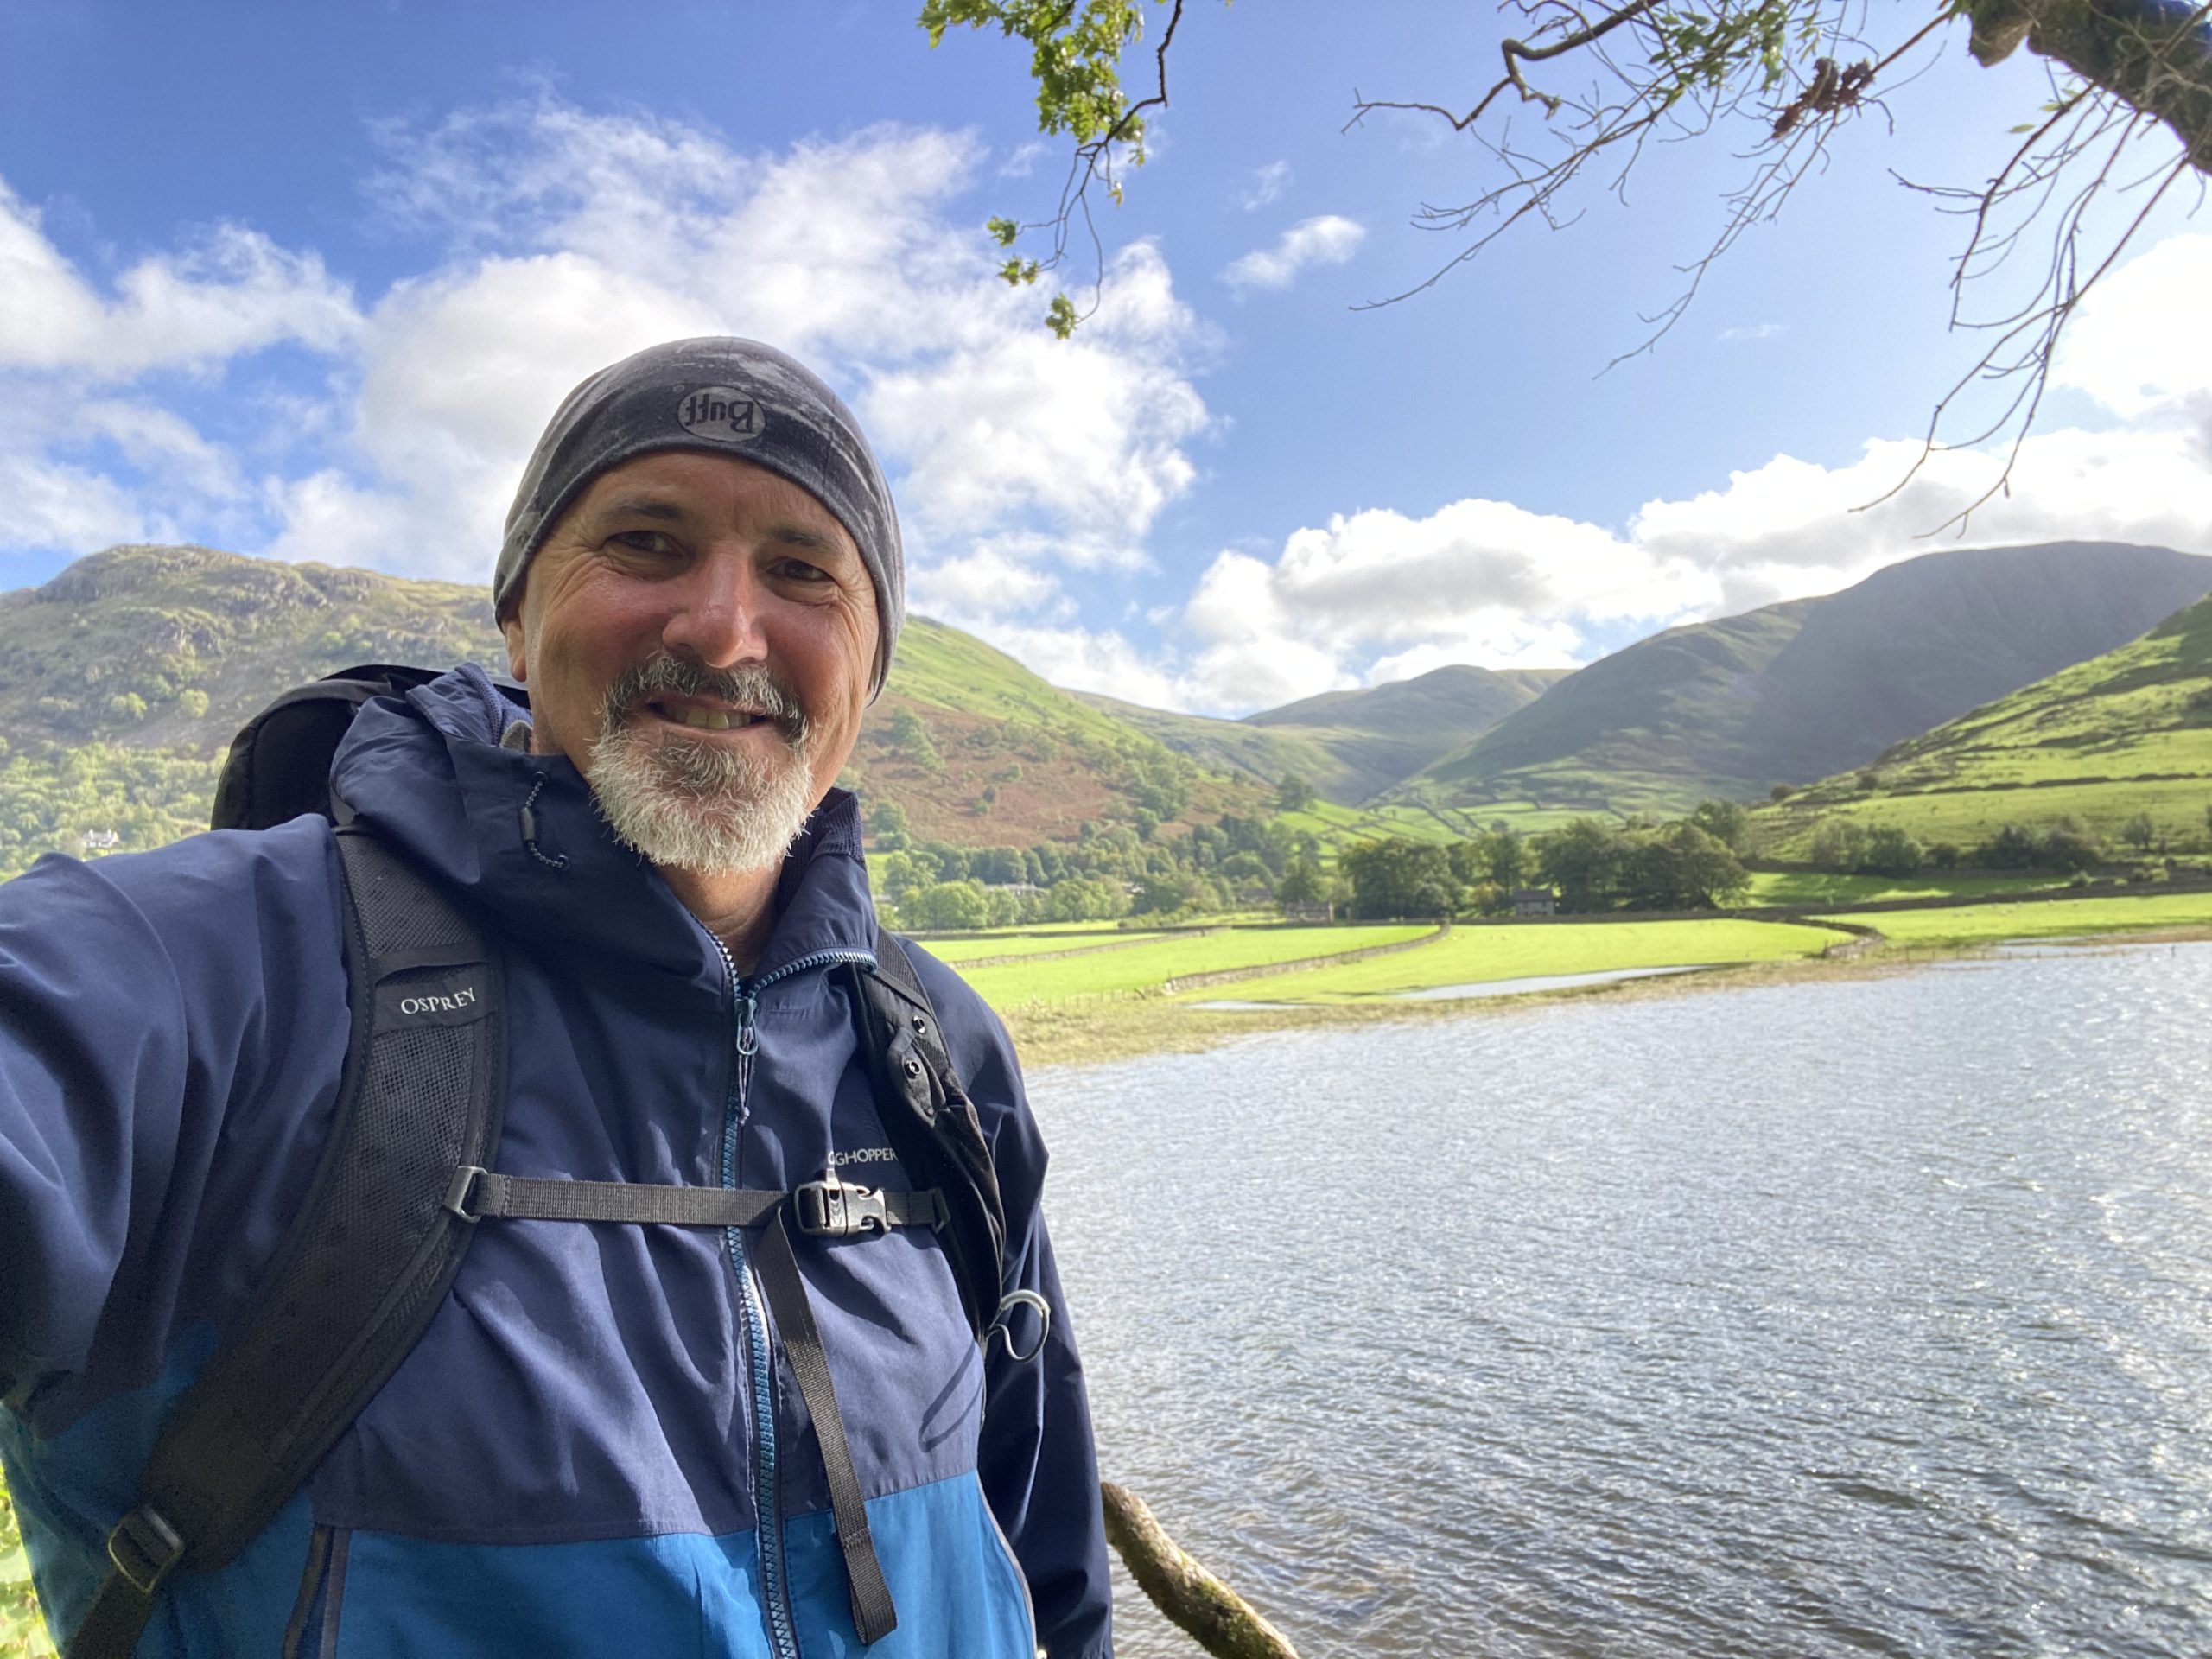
[753,1212,899,1644]
[71,830,505,1659]
[448,1169,945,1235]
[845,936,1007,1342]
[447,1168,932,1645]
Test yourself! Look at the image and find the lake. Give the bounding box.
[1034,941,2212,1658]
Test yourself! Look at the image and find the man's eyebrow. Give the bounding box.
[594,496,690,524]
[765,524,842,552]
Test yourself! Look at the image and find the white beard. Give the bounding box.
[585,667,818,874]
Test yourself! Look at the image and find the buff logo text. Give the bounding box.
[677,387,766,442]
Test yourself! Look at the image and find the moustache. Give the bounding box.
[599,655,810,747]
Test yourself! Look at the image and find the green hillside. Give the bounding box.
[1078,663,1565,804]
[0,546,1268,880]
[842,615,1269,845]
[0,545,511,878]
[1399,543,2212,823]
[1757,592,2212,855]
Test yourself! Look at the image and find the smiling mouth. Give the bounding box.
[644,700,772,733]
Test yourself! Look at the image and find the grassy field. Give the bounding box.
[918,929,1173,963]
[1195,918,1840,1005]
[954,924,1433,1005]
[1743,869,2062,907]
[1762,773,2212,857]
[1817,889,2212,945]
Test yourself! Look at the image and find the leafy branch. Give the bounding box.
[924,0,1190,336]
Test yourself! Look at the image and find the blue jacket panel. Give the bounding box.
[0,665,1112,1656]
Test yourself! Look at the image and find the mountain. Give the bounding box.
[1076,663,1567,804]
[1756,590,2212,855]
[0,545,1263,878]
[1401,543,2212,824]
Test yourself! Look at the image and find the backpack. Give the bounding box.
[69,666,1037,1657]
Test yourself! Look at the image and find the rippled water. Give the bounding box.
[1033,942,2212,1658]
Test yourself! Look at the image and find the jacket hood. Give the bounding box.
[330,664,877,981]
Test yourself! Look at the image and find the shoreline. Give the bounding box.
[1006,923,2212,1071]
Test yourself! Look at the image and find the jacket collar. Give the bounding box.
[332,664,878,982]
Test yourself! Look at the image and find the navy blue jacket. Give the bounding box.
[0,666,1113,1657]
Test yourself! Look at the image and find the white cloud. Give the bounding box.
[2052,233,2212,420]
[1718,322,1787,342]
[1220,215,1366,295]
[1,92,1217,628]
[1159,420,2212,714]
[1238,161,1292,212]
[0,180,359,378]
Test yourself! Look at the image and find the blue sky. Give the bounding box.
[3,0,2208,712]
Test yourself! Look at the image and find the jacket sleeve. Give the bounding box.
[915,959,1114,1659]
[0,832,350,1421]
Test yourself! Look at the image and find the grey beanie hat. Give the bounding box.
[494,336,904,690]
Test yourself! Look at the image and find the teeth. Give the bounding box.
[679,707,733,731]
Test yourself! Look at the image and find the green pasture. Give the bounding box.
[1743,869,2061,907]
[1761,772,2212,857]
[1432,798,1605,836]
[1194,917,1840,1005]
[918,929,1172,963]
[1273,799,1464,852]
[957,924,1432,1005]
[1821,889,2212,945]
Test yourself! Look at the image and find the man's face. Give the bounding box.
[500,450,879,873]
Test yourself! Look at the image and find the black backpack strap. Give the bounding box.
[68,828,505,1659]
[210,666,447,831]
[843,934,1010,1344]
[753,1212,899,1643]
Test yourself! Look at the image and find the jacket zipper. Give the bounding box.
[707,936,875,1659]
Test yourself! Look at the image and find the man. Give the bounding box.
[0,338,1114,1656]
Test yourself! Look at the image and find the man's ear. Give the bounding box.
[499,610,530,683]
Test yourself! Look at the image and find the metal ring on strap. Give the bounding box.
[986,1288,1052,1363]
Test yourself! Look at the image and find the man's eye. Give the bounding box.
[609,531,679,558]
[775,558,833,583]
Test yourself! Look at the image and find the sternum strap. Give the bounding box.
[453,1169,918,1645]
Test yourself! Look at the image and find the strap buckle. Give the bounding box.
[106,1503,187,1597]
[793,1175,888,1237]
[443,1164,488,1223]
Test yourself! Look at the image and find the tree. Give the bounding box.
[902,879,993,930]
[1622,822,1751,909]
[883,707,942,773]
[1808,817,1869,872]
[1688,798,1754,856]
[929,0,2212,509]
[2120,808,2159,852]
[1275,855,1327,909]
[1535,817,1625,912]
[1338,838,1461,918]
[865,798,912,849]
[1860,824,1926,876]
[1274,772,1318,814]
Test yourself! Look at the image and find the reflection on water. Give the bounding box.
[1034,942,2212,1658]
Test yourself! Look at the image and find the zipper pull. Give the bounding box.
[735,990,760,1058]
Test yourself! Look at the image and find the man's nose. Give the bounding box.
[660,546,768,667]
